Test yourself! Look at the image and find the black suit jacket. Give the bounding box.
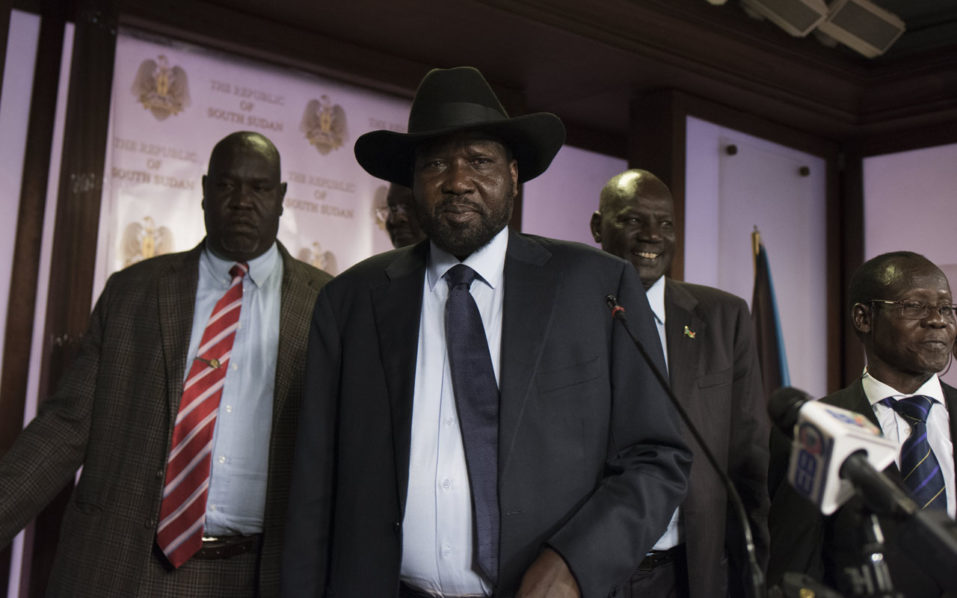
[0,241,331,597]
[661,280,770,597]
[768,378,957,598]
[282,231,692,598]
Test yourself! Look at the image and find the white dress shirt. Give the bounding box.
[188,244,282,535]
[646,276,682,550]
[400,228,508,595]
[861,371,956,518]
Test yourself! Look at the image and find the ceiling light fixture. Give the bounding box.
[740,0,828,37]
[816,0,906,58]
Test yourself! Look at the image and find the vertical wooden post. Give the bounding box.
[19,1,117,595]
[0,2,67,594]
[629,90,688,281]
[836,146,865,387]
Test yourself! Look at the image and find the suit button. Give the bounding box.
[144,518,155,529]
[155,469,164,479]
[394,521,401,532]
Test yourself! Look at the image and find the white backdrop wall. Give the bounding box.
[521,144,627,247]
[864,142,957,387]
[0,10,41,380]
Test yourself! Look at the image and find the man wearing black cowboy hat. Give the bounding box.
[282,66,691,598]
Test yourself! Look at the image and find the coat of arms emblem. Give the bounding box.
[300,95,347,155]
[131,54,191,121]
[121,216,174,266]
[297,242,338,275]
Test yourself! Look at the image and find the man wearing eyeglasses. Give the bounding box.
[768,251,956,598]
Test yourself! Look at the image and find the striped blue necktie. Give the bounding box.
[881,395,947,511]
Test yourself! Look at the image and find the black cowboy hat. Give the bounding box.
[354,66,566,187]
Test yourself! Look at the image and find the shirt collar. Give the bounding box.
[645,275,666,325]
[203,241,280,288]
[862,370,946,408]
[427,226,509,291]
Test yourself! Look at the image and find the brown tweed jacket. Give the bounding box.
[0,240,331,597]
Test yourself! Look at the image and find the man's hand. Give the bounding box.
[515,547,581,598]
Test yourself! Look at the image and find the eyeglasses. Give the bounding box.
[869,299,957,320]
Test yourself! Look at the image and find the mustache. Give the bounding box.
[433,196,487,215]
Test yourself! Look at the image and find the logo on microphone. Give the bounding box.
[823,406,881,435]
[794,423,824,496]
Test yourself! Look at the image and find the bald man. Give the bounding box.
[0,131,332,597]
[591,169,770,597]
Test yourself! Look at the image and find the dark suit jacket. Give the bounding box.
[660,280,770,598]
[768,378,957,598]
[282,231,692,598]
[0,241,331,597]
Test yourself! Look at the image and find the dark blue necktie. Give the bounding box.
[881,395,947,511]
[444,264,499,584]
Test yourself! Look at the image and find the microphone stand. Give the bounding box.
[839,451,957,594]
[837,513,900,598]
[606,295,766,598]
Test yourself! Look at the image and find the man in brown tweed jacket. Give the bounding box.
[0,131,331,597]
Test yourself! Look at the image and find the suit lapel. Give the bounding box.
[378,234,552,505]
[499,232,554,471]
[829,380,901,478]
[158,244,202,419]
[826,380,877,424]
[273,243,324,418]
[663,280,705,410]
[661,281,709,573]
[372,243,428,510]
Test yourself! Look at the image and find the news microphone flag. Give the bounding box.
[787,400,898,514]
[751,228,789,402]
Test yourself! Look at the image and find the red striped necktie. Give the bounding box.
[157,262,248,567]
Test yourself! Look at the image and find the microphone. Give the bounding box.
[768,387,897,515]
[606,294,766,598]
[769,387,957,593]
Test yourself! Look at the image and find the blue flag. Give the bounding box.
[751,230,789,402]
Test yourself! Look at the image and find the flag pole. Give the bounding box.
[752,226,760,274]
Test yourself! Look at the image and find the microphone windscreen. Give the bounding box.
[768,386,813,438]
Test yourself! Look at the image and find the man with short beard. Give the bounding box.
[282,67,691,598]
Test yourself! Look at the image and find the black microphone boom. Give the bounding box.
[767,387,811,437]
[605,294,766,598]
